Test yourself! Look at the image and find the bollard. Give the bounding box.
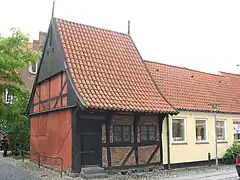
[38,155,41,168]
[21,150,24,162]
[208,153,211,167]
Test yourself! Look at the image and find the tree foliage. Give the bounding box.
[223,141,240,164]
[0,28,41,150]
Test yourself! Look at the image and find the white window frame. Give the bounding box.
[28,61,38,74]
[170,117,187,144]
[5,89,13,104]
[216,119,227,142]
[195,118,208,143]
[233,120,240,141]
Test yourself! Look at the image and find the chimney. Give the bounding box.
[39,32,47,44]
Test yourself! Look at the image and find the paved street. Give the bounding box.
[164,169,239,180]
[0,154,239,180]
[0,159,40,180]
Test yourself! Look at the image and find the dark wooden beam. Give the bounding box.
[34,86,47,111]
[33,94,67,106]
[147,146,160,164]
[106,114,112,167]
[60,72,63,107]
[121,147,134,166]
[38,86,41,112]
[159,114,164,164]
[101,141,160,147]
[72,107,81,172]
[54,78,67,108]
[29,105,77,117]
[49,79,51,109]
[134,114,140,165]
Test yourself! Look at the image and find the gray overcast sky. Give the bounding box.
[1,0,240,74]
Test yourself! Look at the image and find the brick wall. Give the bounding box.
[102,115,161,167]
[20,31,46,91]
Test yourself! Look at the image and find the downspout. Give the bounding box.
[166,114,171,169]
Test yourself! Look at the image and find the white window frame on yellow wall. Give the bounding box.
[233,120,240,140]
[170,117,187,144]
[216,119,227,142]
[195,118,208,143]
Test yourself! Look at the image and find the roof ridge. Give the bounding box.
[54,17,128,36]
[220,71,240,76]
[144,59,224,77]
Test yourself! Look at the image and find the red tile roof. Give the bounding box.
[145,60,240,113]
[54,18,176,113]
[220,72,240,100]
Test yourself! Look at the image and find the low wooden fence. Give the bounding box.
[20,150,63,178]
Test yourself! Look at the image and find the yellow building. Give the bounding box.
[146,60,240,167]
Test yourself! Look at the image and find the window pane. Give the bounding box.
[195,120,207,141]
[123,126,131,142]
[5,89,13,104]
[140,126,148,140]
[216,121,225,140]
[172,119,185,141]
[233,121,240,140]
[32,63,37,72]
[113,126,122,142]
[149,126,156,140]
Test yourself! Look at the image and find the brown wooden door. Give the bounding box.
[80,120,101,166]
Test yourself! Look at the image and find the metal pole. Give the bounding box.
[166,114,171,169]
[214,110,218,170]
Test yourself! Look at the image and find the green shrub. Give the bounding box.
[222,141,240,164]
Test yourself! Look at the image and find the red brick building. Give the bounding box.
[19,32,47,91]
[26,18,177,172]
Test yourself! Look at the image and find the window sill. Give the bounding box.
[171,142,188,145]
[195,141,209,144]
[29,71,37,75]
[217,141,228,144]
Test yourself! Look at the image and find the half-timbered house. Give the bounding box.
[26,18,177,172]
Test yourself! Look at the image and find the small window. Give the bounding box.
[216,120,226,141]
[172,118,186,142]
[29,61,38,74]
[233,120,240,140]
[5,89,13,104]
[113,125,131,142]
[140,125,156,141]
[195,119,207,142]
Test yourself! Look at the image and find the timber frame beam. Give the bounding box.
[33,72,67,111]
[134,114,140,165]
[120,114,140,166]
[106,113,112,167]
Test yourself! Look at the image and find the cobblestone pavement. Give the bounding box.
[0,154,72,180]
[0,158,40,180]
[102,165,239,180]
[0,152,240,180]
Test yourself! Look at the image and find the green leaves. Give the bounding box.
[223,141,240,164]
[0,28,41,150]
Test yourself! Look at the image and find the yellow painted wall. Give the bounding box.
[162,111,240,164]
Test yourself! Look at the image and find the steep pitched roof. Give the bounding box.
[145,60,240,113]
[54,18,176,113]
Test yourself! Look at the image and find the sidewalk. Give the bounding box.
[164,169,238,180]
